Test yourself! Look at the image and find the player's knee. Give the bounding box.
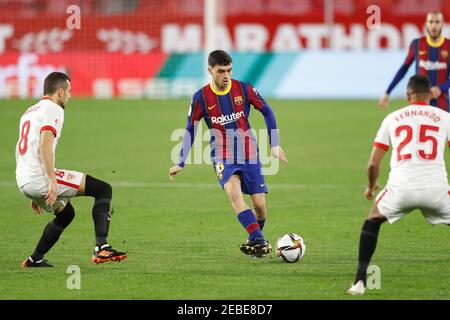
[367,211,386,223]
[96,180,112,200]
[367,216,386,224]
[85,175,112,200]
[103,181,112,199]
[233,198,247,212]
[54,202,75,229]
[226,187,241,202]
[228,194,247,212]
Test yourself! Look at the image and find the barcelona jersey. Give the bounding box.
[178,79,279,166]
[386,36,450,111]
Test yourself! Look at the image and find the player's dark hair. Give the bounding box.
[208,50,232,67]
[407,75,431,94]
[427,11,443,18]
[43,72,71,95]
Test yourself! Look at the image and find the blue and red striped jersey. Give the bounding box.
[178,79,279,166]
[386,36,450,111]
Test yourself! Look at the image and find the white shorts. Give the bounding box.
[375,186,450,225]
[19,169,84,213]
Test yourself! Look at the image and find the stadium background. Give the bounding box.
[1,0,450,300]
[3,0,450,99]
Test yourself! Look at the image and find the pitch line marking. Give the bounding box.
[1,181,364,189]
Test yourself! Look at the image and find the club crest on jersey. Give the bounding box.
[442,50,449,58]
[215,162,224,179]
[234,96,243,105]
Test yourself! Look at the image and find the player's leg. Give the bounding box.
[224,175,270,256]
[419,187,450,226]
[240,161,268,229]
[22,201,75,268]
[77,174,127,264]
[237,162,271,256]
[20,180,76,268]
[224,174,251,214]
[355,203,387,284]
[250,193,266,232]
[76,174,111,246]
[347,202,386,295]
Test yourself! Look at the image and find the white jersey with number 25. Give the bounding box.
[373,102,450,189]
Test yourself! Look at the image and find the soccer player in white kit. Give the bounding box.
[16,72,127,267]
[347,75,450,295]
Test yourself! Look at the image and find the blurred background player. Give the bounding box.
[379,11,450,111]
[169,50,288,257]
[348,75,450,295]
[16,72,127,267]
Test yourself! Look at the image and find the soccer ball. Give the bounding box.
[276,233,306,263]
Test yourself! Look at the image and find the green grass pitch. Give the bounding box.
[0,98,449,300]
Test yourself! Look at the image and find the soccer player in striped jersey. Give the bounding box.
[16,72,127,267]
[169,50,288,257]
[379,11,450,111]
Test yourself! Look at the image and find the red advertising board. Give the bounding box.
[0,53,167,97]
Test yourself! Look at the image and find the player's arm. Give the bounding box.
[169,97,202,180]
[247,84,288,164]
[39,130,58,207]
[379,40,416,109]
[366,115,390,200]
[435,78,450,99]
[366,145,386,200]
[169,121,196,179]
[434,43,450,98]
[447,113,450,147]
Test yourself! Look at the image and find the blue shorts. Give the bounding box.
[213,160,268,195]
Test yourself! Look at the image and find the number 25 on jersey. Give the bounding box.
[396,124,439,161]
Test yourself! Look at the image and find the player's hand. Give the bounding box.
[271,146,288,164]
[378,93,389,109]
[365,185,378,200]
[31,201,43,215]
[431,86,442,99]
[169,165,183,181]
[45,180,57,207]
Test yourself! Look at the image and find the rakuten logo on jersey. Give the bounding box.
[419,60,448,70]
[211,111,245,125]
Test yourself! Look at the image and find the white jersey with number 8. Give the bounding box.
[373,102,450,189]
[15,98,64,188]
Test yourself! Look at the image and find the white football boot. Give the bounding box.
[346,280,366,295]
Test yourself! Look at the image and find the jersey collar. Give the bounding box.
[411,101,429,106]
[41,96,65,109]
[426,35,445,48]
[210,80,232,96]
